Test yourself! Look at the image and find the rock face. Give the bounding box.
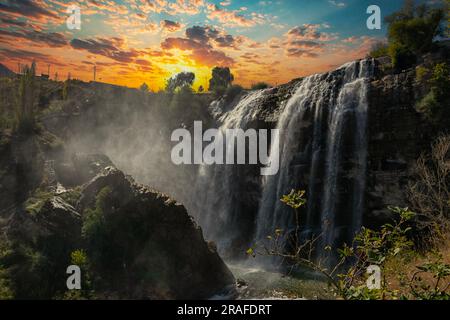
[365,67,428,226]
[188,54,449,252]
[77,166,235,299]
[2,155,235,300]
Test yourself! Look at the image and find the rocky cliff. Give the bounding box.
[0,146,235,299]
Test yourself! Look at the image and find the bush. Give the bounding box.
[386,3,445,54]
[369,42,389,58]
[250,190,450,300]
[251,82,270,90]
[416,63,450,122]
[376,1,446,70]
[388,42,416,70]
[415,65,430,82]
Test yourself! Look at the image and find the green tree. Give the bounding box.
[371,0,446,69]
[416,63,450,122]
[165,72,195,93]
[209,67,234,95]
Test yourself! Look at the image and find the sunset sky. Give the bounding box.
[0,0,437,91]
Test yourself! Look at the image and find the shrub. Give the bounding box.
[250,189,450,300]
[415,63,450,122]
[378,1,446,70]
[251,82,270,90]
[388,42,416,70]
[369,42,389,58]
[415,65,430,82]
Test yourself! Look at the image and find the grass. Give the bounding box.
[24,188,53,215]
[385,232,450,298]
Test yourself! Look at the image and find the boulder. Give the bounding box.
[77,166,236,299]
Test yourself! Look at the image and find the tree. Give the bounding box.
[407,135,450,247]
[139,83,150,93]
[371,0,446,69]
[209,67,234,94]
[16,62,36,133]
[165,72,195,93]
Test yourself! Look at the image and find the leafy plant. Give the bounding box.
[250,189,449,300]
[416,63,450,122]
[370,0,446,70]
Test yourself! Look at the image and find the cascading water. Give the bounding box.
[190,90,266,252]
[256,59,374,249]
[190,59,374,257]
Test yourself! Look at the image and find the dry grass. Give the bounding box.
[385,231,450,298]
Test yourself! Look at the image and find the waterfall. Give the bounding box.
[190,59,374,256]
[256,59,373,249]
[189,90,266,253]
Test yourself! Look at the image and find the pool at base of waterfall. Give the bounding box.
[226,264,336,300]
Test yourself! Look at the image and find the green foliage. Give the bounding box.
[71,249,88,267]
[59,187,82,207]
[209,67,234,95]
[410,258,450,300]
[0,236,13,299]
[252,189,450,300]
[333,207,416,300]
[24,188,53,215]
[280,189,306,209]
[251,82,270,90]
[388,42,416,70]
[61,249,93,300]
[416,63,450,122]
[369,42,389,58]
[387,8,444,53]
[82,186,111,244]
[373,1,446,70]
[415,65,430,82]
[165,72,195,93]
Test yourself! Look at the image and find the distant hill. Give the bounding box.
[0,63,15,77]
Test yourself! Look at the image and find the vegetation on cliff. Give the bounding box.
[370,0,447,70]
[250,135,450,300]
